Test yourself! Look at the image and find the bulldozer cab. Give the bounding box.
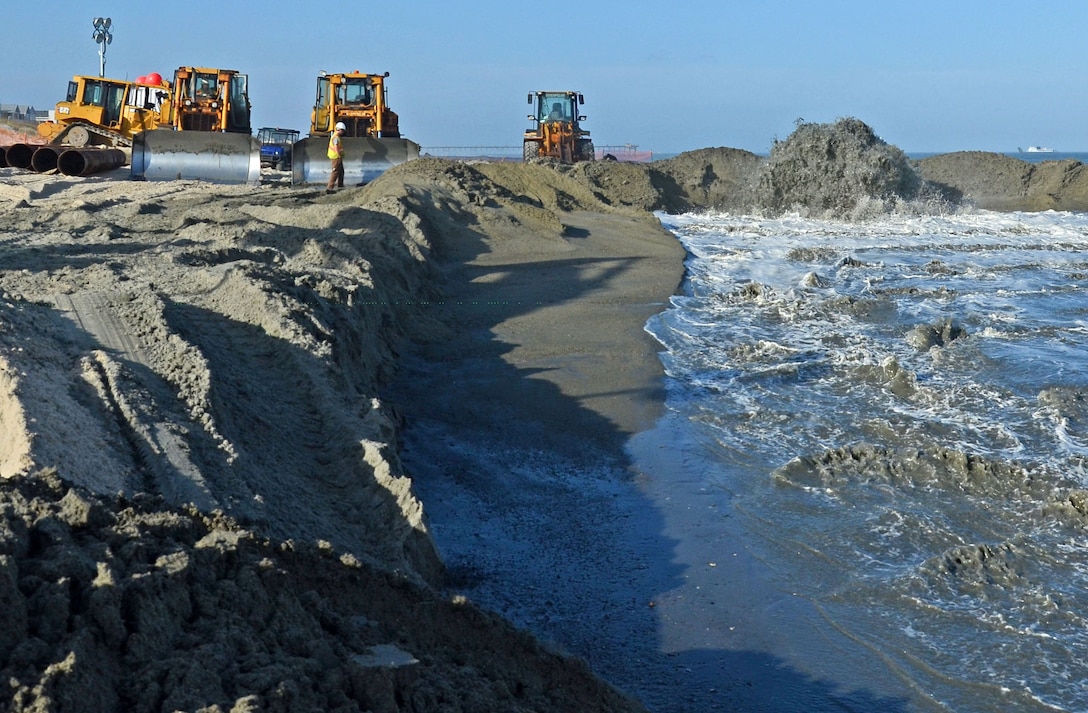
[534,92,580,124]
[339,79,374,106]
[69,78,125,126]
[127,84,167,115]
[523,90,593,163]
[310,71,400,138]
[170,67,251,133]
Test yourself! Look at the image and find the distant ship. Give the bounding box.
[1019,146,1055,153]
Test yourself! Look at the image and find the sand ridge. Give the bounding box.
[0,158,679,712]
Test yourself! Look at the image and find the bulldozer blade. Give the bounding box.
[130,131,261,185]
[291,137,419,186]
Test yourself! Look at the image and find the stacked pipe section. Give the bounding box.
[0,144,126,176]
[58,148,127,176]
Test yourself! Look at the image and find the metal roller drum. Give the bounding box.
[0,146,7,168]
[291,137,419,186]
[130,131,261,185]
[58,148,128,176]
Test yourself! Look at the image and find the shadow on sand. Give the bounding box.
[380,195,915,712]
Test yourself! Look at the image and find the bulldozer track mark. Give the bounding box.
[162,300,380,543]
[82,349,218,510]
[52,292,151,366]
[53,292,226,509]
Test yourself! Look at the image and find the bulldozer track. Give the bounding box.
[85,123,132,148]
[53,121,131,149]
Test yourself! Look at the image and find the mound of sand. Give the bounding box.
[0,162,669,712]
[1,468,640,713]
[915,151,1088,211]
[745,118,932,217]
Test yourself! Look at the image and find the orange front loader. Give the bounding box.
[523,91,594,162]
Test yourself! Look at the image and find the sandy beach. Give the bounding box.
[4,120,1088,711]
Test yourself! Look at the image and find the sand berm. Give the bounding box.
[1,118,1087,712]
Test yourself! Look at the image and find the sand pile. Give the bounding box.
[914,151,1088,211]
[0,164,663,712]
[742,117,936,217]
[638,118,1088,215]
[0,468,639,713]
[648,147,764,213]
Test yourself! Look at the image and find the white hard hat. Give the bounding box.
[335,122,347,131]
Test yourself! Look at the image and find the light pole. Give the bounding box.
[92,17,112,77]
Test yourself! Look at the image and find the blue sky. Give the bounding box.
[4,1,1087,154]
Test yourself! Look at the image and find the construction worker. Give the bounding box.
[326,122,346,194]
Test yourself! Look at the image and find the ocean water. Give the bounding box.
[916,151,1088,164]
[645,207,1088,712]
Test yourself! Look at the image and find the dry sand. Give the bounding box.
[1,137,1088,712]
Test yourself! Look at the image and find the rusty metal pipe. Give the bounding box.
[30,145,62,173]
[58,148,127,176]
[5,143,37,170]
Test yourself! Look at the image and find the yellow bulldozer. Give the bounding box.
[523,91,594,163]
[166,66,252,133]
[291,70,419,185]
[10,73,171,176]
[36,73,171,148]
[130,66,261,184]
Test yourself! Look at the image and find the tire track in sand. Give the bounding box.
[52,291,218,510]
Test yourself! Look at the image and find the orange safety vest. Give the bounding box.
[327,132,342,159]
